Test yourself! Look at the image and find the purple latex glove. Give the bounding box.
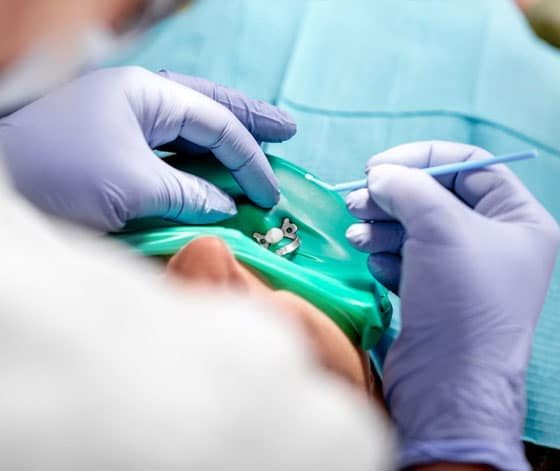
[0,67,296,231]
[346,141,560,470]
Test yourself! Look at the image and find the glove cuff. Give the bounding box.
[399,438,529,471]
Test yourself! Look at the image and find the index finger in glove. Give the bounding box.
[159,70,297,143]
[129,69,280,208]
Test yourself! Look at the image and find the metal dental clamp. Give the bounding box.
[252,218,300,256]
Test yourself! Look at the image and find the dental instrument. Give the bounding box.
[305,150,538,192]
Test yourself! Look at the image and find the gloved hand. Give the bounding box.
[0,67,296,231]
[345,141,560,470]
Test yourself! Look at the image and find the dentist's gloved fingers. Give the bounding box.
[158,70,297,142]
[454,164,547,222]
[345,188,392,221]
[346,222,405,254]
[365,141,543,221]
[347,140,490,222]
[206,124,279,208]
[367,253,401,294]
[368,164,469,241]
[366,140,492,185]
[131,160,237,225]
[133,70,279,208]
[366,140,495,199]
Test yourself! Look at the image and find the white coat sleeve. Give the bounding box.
[0,163,393,471]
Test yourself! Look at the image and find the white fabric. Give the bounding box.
[0,159,393,470]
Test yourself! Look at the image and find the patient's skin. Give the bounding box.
[166,236,380,398]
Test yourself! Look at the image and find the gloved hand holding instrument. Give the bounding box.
[346,140,560,470]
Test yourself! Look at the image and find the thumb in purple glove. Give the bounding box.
[346,141,560,470]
